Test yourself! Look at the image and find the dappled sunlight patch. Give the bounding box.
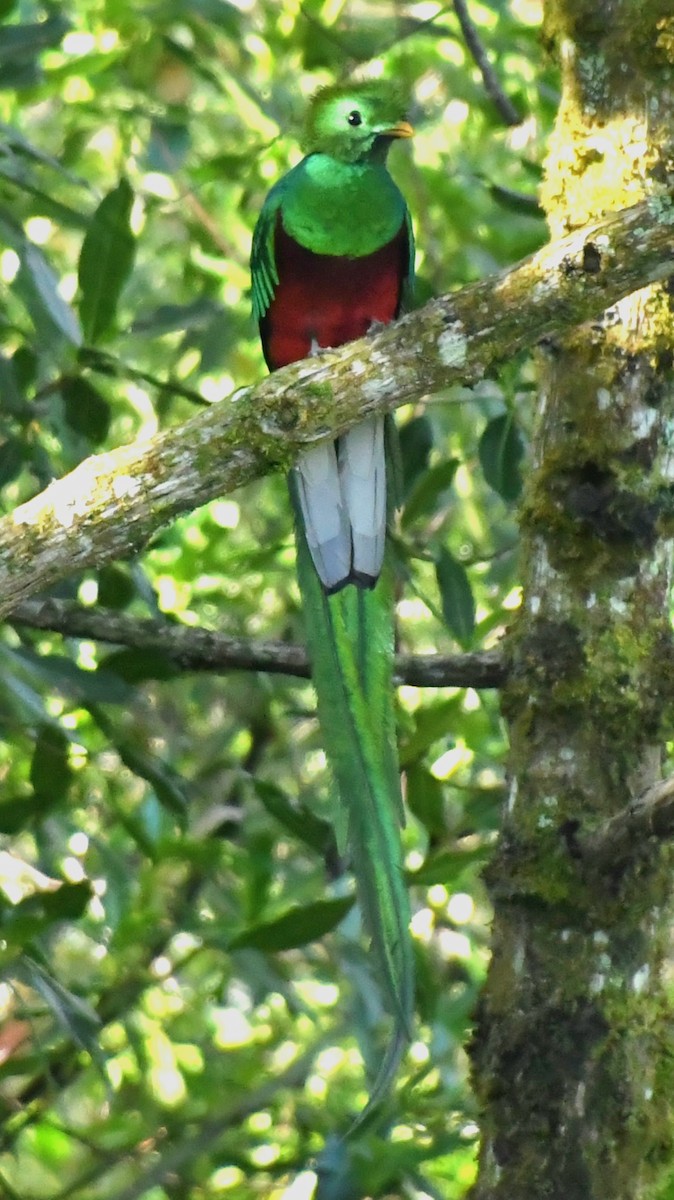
[209,1164,246,1191]
[146,1026,188,1107]
[278,1170,319,1199]
[210,1004,253,1050]
[430,740,473,779]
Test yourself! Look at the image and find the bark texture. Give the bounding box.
[470,4,674,1198]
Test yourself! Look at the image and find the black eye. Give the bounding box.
[347,110,362,127]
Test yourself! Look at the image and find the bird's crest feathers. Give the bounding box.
[303,80,412,162]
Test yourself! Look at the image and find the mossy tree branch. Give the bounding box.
[0,196,673,619]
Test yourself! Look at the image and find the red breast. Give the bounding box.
[260,216,409,371]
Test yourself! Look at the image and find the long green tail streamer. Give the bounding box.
[292,484,414,1119]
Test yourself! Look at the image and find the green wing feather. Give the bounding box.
[251,178,284,322]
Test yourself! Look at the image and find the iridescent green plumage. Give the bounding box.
[251,81,415,1118]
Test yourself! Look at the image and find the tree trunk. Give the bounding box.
[469,3,674,1197]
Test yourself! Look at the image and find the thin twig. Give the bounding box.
[453,0,522,126]
[9,598,506,689]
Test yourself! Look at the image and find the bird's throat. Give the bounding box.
[280,153,407,258]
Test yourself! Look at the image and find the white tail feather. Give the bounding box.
[295,443,351,591]
[338,417,387,583]
[295,418,387,591]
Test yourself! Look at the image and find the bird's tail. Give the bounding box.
[292,493,414,1113]
[294,416,387,592]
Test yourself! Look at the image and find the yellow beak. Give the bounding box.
[383,120,414,139]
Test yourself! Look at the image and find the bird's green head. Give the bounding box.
[303,80,413,164]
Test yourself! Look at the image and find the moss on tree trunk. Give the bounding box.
[469,3,674,1197]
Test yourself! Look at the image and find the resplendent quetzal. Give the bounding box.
[251,81,415,1103]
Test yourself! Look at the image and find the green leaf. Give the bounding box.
[12,648,132,705]
[402,458,459,528]
[38,880,92,920]
[0,436,25,487]
[0,120,85,183]
[435,547,476,648]
[0,14,69,64]
[243,829,275,923]
[487,181,544,217]
[90,838,131,932]
[101,646,178,683]
[11,345,37,391]
[0,882,91,944]
[97,565,136,609]
[89,706,188,825]
[253,779,335,855]
[0,351,25,415]
[131,297,222,336]
[462,785,507,833]
[124,745,188,822]
[78,179,136,343]
[23,958,102,1057]
[478,412,525,502]
[406,765,446,838]
[398,414,434,494]
[0,171,89,230]
[229,896,354,952]
[62,375,111,443]
[30,724,72,802]
[0,792,61,834]
[399,695,462,767]
[16,242,82,346]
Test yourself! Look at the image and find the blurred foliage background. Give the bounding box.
[0,0,556,1196]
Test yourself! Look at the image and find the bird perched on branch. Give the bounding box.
[251,79,415,1115]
